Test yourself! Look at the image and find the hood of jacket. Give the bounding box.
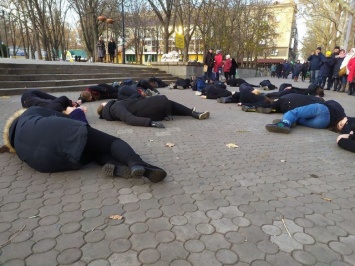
[3,109,27,153]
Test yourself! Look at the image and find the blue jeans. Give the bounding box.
[310,70,319,84]
[283,103,330,129]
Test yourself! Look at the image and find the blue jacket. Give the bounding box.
[307,53,323,70]
[319,56,333,77]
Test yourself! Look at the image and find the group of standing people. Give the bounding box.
[97,36,117,63]
[203,48,238,82]
[307,46,355,95]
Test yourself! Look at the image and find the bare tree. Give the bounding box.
[147,0,177,53]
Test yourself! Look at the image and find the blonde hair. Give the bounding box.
[252,89,261,95]
[97,103,105,117]
[80,91,92,102]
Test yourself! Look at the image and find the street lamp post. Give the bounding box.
[121,0,125,64]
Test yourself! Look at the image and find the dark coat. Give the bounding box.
[9,107,88,173]
[276,93,324,113]
[318,56,333,77]
[204,52,215,68]
[230,59,238,75]
[307,53,323,70]
[101,95,171,126]
[333,57,345,77]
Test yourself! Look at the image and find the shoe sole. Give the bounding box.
[257,107,272,113]
[144,169,167,183]
[130,166,145,178]
[199,111,210,120]
[102,164,131,179]
[265,124,290,134]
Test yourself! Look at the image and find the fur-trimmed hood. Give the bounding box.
[3,109,26,153]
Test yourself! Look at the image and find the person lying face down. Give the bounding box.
[97,95,210,128]
[244,93,325,114]
[79,83,119,103]
[265,100,347,134]
[21,89,80,112]
[1,106,167,182]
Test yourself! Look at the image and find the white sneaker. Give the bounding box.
[195,91,202,96]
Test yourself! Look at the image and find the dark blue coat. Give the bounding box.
[307,53,323,70]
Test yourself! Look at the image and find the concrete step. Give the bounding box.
[0,62,178,96]
[0,72,174,82]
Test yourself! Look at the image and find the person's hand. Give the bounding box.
[63,106,76,115]
[200,95,207,99]
[337,134,350,143]
[79,106,87,113]
[150,121,165,128]
[76,100,82,105]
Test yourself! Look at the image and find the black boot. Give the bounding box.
[102,163,131,179]
[141,162,167,183]
[348,87,353,95]
[192,108,210,119]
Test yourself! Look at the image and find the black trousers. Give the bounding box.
[21,89,73,112]
[81,126,142,166]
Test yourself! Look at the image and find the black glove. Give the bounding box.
[150,121,165,128]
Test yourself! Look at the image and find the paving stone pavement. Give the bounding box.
[0,72,355,265]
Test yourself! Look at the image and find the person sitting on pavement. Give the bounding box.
[21,89,81,112]
[97,95,210,128]
[265,100,347,134]
[0,106,167,182]
[79,83,119,103]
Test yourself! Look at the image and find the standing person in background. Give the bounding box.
[230,58,238,79]
[307,47,323,84]
[332,49,346,92]
[276,62,284,79]
[108,37,117,63]
[214,50,223,81]
[223,55,232,81]
[97,36,105,62]
[293,60,303,82]
[282,60,290,79]
[270,64,276,77]
[203,48,215,82]
[301,62,309,82]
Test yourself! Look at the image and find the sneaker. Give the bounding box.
[242,106,256,112]
[102,164,131,179]
[265,121,291,134]
[272,119,296,127]
[256,107,272,113]
[192,107,210,119]
[195,91,202,96]
[216,98,222,103]
[176,86,184,90]
[169,83,175,90]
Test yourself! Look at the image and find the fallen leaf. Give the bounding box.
[321,197,332,202]
[280,160,286,163]
[165,142,175,147]
[310,174,319,178]
[109,215,124,220]
[226,143,238,148]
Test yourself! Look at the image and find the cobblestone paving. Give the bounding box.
[0,75,355,265]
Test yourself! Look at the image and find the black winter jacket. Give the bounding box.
[100,95,171,126]
[8,107,88,172]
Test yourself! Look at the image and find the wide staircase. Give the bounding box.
[0,61,178,96]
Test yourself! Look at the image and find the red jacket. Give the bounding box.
[347,57,355,82]
[224,59,232,72]
[214,54,223,72]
